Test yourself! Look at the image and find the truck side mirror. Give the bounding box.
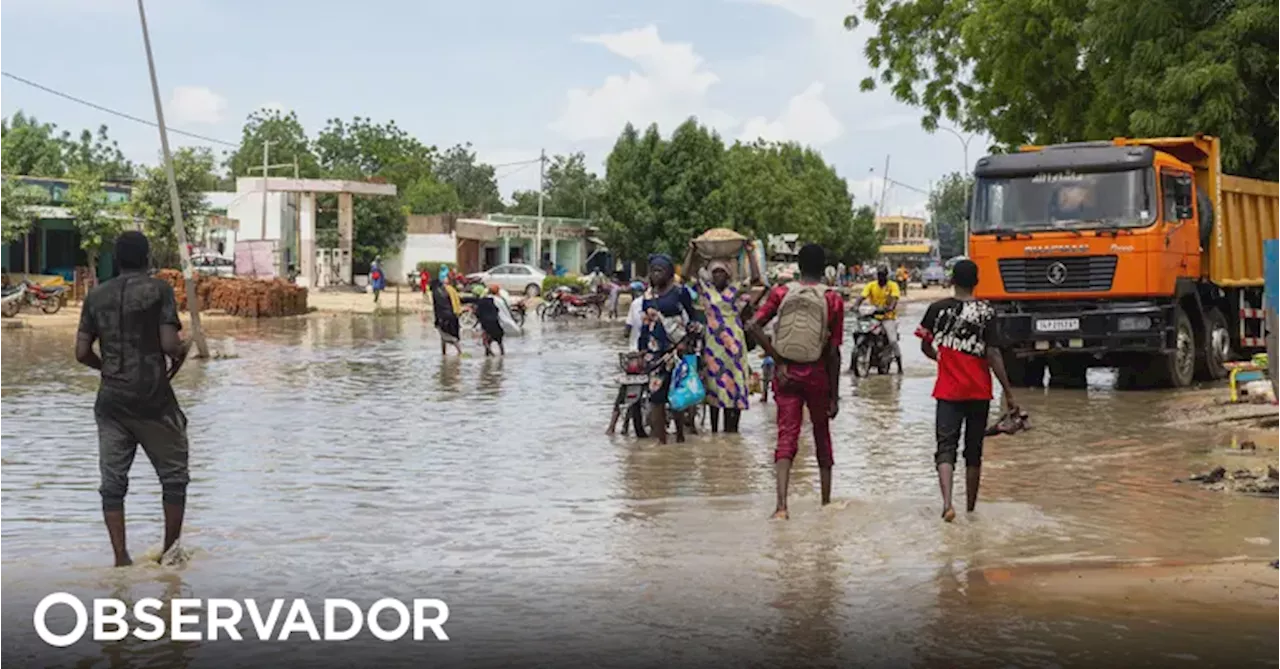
[1174,175,1194,220]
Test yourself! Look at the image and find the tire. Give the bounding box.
[1153,306,1196,388]
[525,284,541,297]
[629,402,648,438]
[1047,358,1088,389]
[1194,307,1230,381]
[591,303,603,319]
[41,297,61,315]
[1,300,20,318]
[1004,353,1046,388]
[853,341,872,377]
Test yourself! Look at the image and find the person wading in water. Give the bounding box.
[638,254,701,444]
[475,284,508,357]
[431,278,463,356]
[76,231,192,566]
[747,244,844,519]
[916,259,1017,522]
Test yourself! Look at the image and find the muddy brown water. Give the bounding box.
[2,303,1276,668]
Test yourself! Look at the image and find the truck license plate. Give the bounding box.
[1035,318,1080,333]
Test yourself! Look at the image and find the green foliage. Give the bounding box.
[600,120,878,265]
[2,112,133,180]
[128,147,217,266]
[403,176,462,215]
[226,108,322,179]
[435,143,503,214]
[508,152,604,218]
[1,176,49,244]
[926,172,971,259]
[847,0,1278,178]
[541,274,586,294]
[65,165,126,276]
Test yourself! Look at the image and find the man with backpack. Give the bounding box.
[746,243,845,520]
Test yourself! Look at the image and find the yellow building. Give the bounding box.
[875,215,932,258]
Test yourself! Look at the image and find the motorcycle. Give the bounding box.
[538,286,604,320]
[851,304,895,377]
[615,352,651,437]
[1,283,26,318]
[21,280,64,317]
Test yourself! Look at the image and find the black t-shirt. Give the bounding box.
[78,271,182,418]
[475,296,501,324]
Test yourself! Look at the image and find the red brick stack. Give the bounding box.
[155,270,309,318]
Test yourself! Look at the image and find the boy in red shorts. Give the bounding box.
[747,244,844,520]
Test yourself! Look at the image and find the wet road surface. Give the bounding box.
[2,302,1276,667]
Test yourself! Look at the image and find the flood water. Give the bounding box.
[2,301,1276,668]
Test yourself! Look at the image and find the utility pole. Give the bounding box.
[136,0,208,359]
[260,140,272,243]
[878,155,892,216]
[536,148,546,270]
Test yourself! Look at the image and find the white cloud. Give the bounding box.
[549,25,735,142]
[739,82,843,146]
[169,86,228,125]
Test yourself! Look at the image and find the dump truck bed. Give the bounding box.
[1209,175,1279,287]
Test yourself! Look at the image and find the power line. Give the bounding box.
[1,71,238,147]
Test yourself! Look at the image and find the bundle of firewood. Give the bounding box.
[155,270,308,318]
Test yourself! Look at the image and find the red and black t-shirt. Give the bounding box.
[916,297,999,401]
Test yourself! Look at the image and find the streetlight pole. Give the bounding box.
[136,0,208,359]
[536,148,546,270]
[935,125,978,258]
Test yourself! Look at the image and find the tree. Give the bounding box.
[847,0,1278,178]
[435,144,503,214]
[653,119,728,256]
[226,108,322,180]
[65,165,126,280]
[599,123,664,263]
[506,189,542,216]
[403,176,462,215]
[0,177,49,275]
[314,116,435,190]
[2,112,68,177]
[507,152,605,218]
[129,147,217,267]
[926,172,971,259]
[63,125,134,182]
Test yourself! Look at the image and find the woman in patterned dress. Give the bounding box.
[696,259,751,432]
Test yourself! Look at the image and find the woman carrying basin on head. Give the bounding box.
[686,252,753,433]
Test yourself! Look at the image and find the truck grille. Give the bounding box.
[998,255,1118,293]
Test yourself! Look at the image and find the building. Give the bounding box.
[1,176,133,282]
[875,214,935,264]
[380,213,601,282]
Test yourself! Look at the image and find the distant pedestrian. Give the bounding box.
[623,280,646,351]
[370,258,386,304]
[916,259,1017,522]
[747,243,844,520]
[431,278,463,356]
[476,284,507,357]
[75,231,192,567]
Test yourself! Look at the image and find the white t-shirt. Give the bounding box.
[626,297,645,350]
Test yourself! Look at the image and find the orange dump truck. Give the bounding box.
[968,135,1278,388]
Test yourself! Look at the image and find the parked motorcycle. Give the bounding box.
[851,305,895,377]
[21,281,64,315]
[538,286,604,320]
[1,283,26,318]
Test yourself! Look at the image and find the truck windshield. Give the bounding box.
[972,168,1155,233]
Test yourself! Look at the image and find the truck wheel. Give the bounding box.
[1155,306,1196,388]
[1194,308,1230,381]
[1048,358,1088,389]
[1004,353,1045,387]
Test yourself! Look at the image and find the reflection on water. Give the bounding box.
[1,305,1275,667]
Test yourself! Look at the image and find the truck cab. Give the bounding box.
[969,136,1277,389]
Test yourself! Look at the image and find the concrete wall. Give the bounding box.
[383,233,456,282]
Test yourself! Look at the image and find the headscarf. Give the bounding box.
[707,259,733,280]
[488,284,501,295]
[649,254,674,273]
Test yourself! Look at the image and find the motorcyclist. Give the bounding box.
[607,280,649,436]
[852,266,903,374]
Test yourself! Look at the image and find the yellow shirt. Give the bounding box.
[445,284,463,314]
[861,280,901,319]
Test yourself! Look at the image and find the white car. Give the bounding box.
[191,253,235,277]
[468,263,547,296]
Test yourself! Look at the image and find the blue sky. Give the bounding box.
[1,0,983,217]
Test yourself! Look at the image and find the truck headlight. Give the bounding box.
[1117,315,1152,332]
